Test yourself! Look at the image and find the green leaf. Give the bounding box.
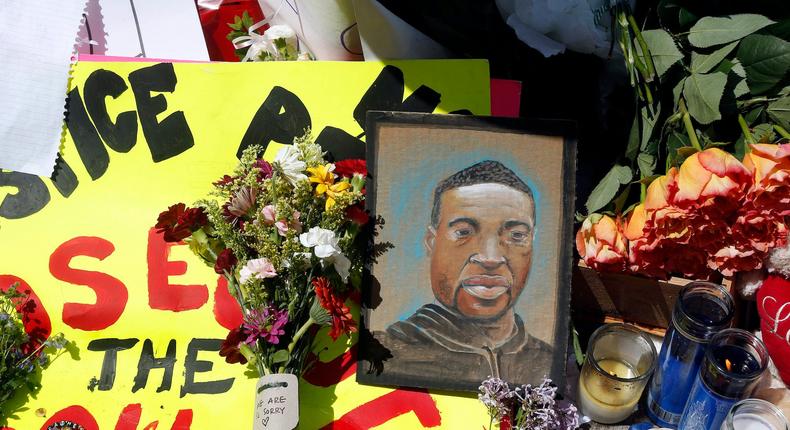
[271,349,290,364]
[768,96,790,130]
[753,123,777,142]
[585,165,633,214]
[638,30,684,78]
[637,152,657,177]
[683,72,727,124]
[625,114,640,162]
[639,175,662,185]
[677,146,700,166]
[613,186,631,214]
[688,14,775,48]
[745,106,765,124]
[572,326,585,366]
[735,134,748,160]
[737,34,790,95]
[691,41,739,74]
[673,77,687,110]
[641,105,660,152]
[734,78,750,98]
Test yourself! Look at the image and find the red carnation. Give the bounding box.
[219,326,248,365]
[313,277,357,340]
[213,175,235,186]
[155,203,208,242]
[214,248,238,274]
[345,203,369,226]
[334,159,366,178]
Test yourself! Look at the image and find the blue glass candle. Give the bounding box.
[677,329,769,430]
[646,282,734,428]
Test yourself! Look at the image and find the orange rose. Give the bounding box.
[576,214,628,272]
[674,148,752,217]
[743,143,790,216]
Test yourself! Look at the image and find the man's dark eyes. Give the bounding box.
[453,228,473,239]
[509,230,529,242]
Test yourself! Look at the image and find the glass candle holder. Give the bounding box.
[722,399,790,430]
[678,329,769,430]
[647,281,735,428]
[578,323,657,424]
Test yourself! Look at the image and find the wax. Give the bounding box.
[579,359,640,424]
[732,414,777,430]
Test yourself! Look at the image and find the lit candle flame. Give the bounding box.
[725,359,732,372]
[609,371,617,377]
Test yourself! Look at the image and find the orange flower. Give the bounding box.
[743,143,790,216]
[576,214,628,272]
[674,148,751,216]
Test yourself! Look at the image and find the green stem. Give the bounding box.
[288,317,315,354]
[679,99,702,151]
[628,14,656,78]
[278,317,315,373]
[774,125,790,139]
[738,114,756,145]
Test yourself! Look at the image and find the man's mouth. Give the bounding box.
[461,275,510,300]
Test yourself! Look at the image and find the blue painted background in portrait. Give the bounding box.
[384,147,548,324]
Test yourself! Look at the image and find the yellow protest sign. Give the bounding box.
[0,60,491,429]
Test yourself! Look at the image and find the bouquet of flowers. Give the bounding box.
[155,132,366,378]
[227,11,311,62]
[1,284,68,416]
[479,377,580,430]
[577,2,789,280]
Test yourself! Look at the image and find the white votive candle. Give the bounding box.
[577,324,657,425]
[722,399,789,430]
[578,358,640,424]
[732,413,777,430]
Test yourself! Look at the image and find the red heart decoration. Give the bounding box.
[757,275,790,386]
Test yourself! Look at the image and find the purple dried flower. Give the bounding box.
[242,306,289,345]
[478,377,513,420]
[480,377,580,430]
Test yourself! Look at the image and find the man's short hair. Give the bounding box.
[430,160,535,227]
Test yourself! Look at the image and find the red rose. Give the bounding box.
[334,159,366,178]
[214,248,238,274]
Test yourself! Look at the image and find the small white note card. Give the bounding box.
[0,0,87,177]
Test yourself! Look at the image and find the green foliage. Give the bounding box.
[638,30,684,78]
[0,285,68,418]
[688,14,775,48]
[582,6,789,218]
[683,72,727,124]
[737,34,790,94]
[585,165,632,214]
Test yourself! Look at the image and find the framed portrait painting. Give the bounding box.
[357,112,577,392]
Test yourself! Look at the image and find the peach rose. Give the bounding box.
[674,148,752,217]
[743,143,790,216]
[576,214,628,272]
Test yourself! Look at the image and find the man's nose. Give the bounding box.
[470,236,506,269]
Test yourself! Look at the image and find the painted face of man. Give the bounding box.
[425,183,535,320]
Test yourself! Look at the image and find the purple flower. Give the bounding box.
[254,160,273,181]
[479,377,580,430]
[478,377,512,420]
[242,306,288,345]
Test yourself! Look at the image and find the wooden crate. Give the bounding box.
[571,261,732,336]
